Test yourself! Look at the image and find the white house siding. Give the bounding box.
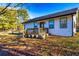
[24,22,34,30]
[24,22,40,33]
[44,21,49,28]
[34,22,39,28]
[25,22,39,29]
[48,15,74,36]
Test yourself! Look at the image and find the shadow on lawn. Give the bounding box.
[0,49,13,56]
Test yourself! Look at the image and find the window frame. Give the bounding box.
[49,18,54,29]
[60,16,67,28]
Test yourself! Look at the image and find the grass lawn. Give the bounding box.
[0,32,79,56]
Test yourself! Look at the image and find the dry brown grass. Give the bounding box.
[0,33,79,56]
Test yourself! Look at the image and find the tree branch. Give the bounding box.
[0,3,11,15]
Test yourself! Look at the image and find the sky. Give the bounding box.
[21,3,79,19]
[1,3,79,19]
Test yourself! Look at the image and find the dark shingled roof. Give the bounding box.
[23,8,78,24]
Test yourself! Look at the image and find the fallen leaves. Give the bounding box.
[0,33,79,55]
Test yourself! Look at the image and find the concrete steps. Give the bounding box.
[24,33,49,39]
[24,34,43,39]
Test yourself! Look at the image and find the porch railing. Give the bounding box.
[26,28,48,34]
[39,28,48,34]
[26,28,38,34]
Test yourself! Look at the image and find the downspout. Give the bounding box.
[72,15,73,36]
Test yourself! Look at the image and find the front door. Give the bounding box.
[40,22,45,28]
[39,22,45,33]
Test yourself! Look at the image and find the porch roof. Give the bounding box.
[22,8,78,24]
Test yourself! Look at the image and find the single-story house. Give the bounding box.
[22,8,79,37]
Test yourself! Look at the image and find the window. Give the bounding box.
[60,16,67,28]
[34,22,37,28]
[49,19,54,29]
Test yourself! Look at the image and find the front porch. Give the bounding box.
[25,20,49,39]
[25,28,48,39]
